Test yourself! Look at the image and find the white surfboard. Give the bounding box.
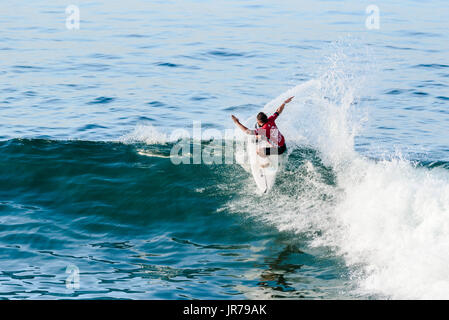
[247,135,282,193]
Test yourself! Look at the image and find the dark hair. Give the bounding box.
[257,112,268,124]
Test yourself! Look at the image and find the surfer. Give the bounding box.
[231,96,294,157]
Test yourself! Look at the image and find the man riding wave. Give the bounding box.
[231,96,294,157]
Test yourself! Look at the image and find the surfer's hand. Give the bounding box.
[284,96,294,104]
[276,96,294,115]
[231,115,239,123]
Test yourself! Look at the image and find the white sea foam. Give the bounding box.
[231,42,449,299]
[323,157,449,299]
[120,124,170,144]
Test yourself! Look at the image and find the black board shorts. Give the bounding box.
[262,144,287,156]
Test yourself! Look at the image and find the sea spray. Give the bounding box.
[229,42,449,299]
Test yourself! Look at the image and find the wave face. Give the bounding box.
[2,133,449,299]
[0,138,354,299]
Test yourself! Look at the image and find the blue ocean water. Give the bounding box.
[1,1,449,299]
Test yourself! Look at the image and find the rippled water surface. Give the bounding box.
[1,1,449,299]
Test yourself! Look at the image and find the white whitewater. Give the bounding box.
[229,45,449,299]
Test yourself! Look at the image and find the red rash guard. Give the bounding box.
[254,112,285,147]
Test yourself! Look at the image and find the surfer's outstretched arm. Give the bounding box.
[275,96,294,115]
[231,115,256,135]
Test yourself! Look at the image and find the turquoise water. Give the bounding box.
[0,139,353,299]
[1,1,449,299]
